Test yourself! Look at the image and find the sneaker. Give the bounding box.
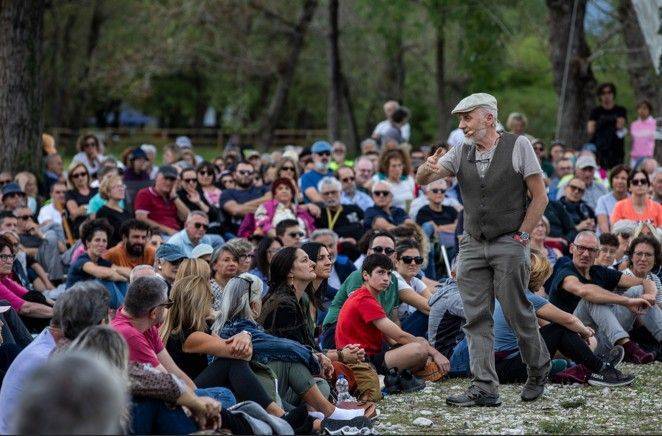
[322,416,373,435]
[588,365,635,387]
[606,345,625,368]
[383,368,402,394]
[398,369,426,393]
[446,385,502,407]
[623,340,655,364]
[521,362,550,402]
[550,364,590,385]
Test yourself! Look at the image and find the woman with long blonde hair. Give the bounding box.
[160,270,315,432]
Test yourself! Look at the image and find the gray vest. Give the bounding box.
[457,132,527,240]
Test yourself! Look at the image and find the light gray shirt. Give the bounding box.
[437,135,543,179]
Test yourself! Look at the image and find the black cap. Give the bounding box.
[157,165,178,179]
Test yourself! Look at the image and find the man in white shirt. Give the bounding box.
[37,182,67,227]
[372,100,411,142]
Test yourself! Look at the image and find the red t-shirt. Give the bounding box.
[111,308,164,367]
[335,286,387,356]
[134,187,181,231]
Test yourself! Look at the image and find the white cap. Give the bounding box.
[191,243,214,259]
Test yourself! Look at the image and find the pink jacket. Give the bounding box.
[0,277,28,311]
[238,199,315,237]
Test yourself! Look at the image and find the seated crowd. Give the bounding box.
[0,94,661,434]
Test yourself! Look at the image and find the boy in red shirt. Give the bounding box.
[335,253,450,375]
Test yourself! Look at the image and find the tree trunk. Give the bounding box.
[546,0,596,148]
[618,0,661,113]
[257,0,318,149]
[0,0,45,174]
[431,0,447,141]
[342,78,359,154]
[384,27,405,102]
[327,0,342,141]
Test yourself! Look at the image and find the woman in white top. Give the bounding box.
[372,149,415,211]
[73,134,105,178]
[393,239,437,337]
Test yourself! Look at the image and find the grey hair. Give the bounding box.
[130,264,156,283]
[212,277,260,334]
[574,230,599,244]
[310,228,339,244]
[317,176,342,192]
[56,281,110,341]
[140,144,157,156]
[11,352,126,435]
[224,237,253,256]
[506,112,528,130]
[187,210,209,222]
[654,167,662,177]
[123,276,168,317]
[372,180,393,192]
[69,325,129,378]
[478,106,499,128]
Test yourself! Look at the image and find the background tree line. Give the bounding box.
[0,0,659,173]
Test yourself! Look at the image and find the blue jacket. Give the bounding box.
[219,318,321,375]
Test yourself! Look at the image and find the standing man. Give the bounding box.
[416,93,550,406]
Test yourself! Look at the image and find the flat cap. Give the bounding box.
[155,243,187,262]
[451,93,498,115]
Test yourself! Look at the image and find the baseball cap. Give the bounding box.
[128,147,148,161]
[175,136,192,149]
[311,141,332,154]
[157,165,178,179]
[1,183,24,197]
[576,155,598,169]
[244,149,260,159]
[155,243,187,262]
[191,243,214,259]
[451,93,498,115]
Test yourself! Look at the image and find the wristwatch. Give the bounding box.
[514,231,530,245]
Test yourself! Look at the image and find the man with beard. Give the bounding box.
[299,141,334,203]
[416,93,550,406]
[219,161,270,238]
[103,219,155,270]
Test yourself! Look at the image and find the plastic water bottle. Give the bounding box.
[335,374,355,403]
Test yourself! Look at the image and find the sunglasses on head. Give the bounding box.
[430,188,446,194]
[71,172,88,179]
[341,176,355,183]
[193,222,209,230]
[372,246,395,255]
[288,231,305,238]
[373,190,390,197]
[631,178,649,186]
[401,255,424,265]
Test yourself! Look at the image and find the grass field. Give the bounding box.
[375,362,661,434]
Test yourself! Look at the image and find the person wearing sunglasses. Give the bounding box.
[299,141,334,204]
[176,167,222,234]
[135,165,189,237]
[363,180,412,231]
[219,161,270,239]
[549,231,658,365]
[587,82,627,170]
[274,219,306,248]
[73,134,105,179]
[320,231,415,350]
[416,179,458,258]
[196,162,222,208]
[167,211,224,258]
[611,169,662,227]
[65,219,128,309]
[338,166,373,212]
[560,177,596,233]
[555,155,608,210]
[65,162,97,239]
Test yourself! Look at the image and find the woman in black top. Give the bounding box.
[95,174,132,247]
[65,162,97,238]
[160,261,314,430]
[176,168,222,234]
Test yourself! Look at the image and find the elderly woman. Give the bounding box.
[73,134,105,178]
[95,175,131,247]
[210,245,241,309]
[239,178,315,238]
[65,162,98,238]
[224,238,255,275]
[622,235,662,308]
[372,149,414,211]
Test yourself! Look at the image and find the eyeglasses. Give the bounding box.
[333,149,345,154]
[341,177,355,183]
[322,190,339,196]
[198,170,214,176]
[574,244,598,254]
[430,189,446,194]
[193,222,209,230]
[15,215,32,221]
[281,166,296,172]
[631,178,649,186]
[372,246,395,255]
[288,231,305,238]
[238,170,254,176]
[373,190,390,197]
[633,251,654,258]
[316,151,331,157]
[239,253,255,261]
[71,172,88,179]
[0,254,14,263]
[568,184,585,193]
[401,255,424,265]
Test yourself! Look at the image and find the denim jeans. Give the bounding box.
[130,398,197,435]
[448,337,470,377]
[98,279,129,309]
[195,387,237,408]
[401,310,429,338]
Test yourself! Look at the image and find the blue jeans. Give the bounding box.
[448,337,471,377]
[130,398,197,435]
[401,310,429,338]
[98,279,128,309]
[195,387,236,408]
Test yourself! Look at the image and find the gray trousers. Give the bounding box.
[35,229,65,281]
[574,287,662,356]
[457,233,550,394]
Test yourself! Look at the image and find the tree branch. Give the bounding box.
[248,0,297,29]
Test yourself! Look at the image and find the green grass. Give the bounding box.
[375,362,662,434]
